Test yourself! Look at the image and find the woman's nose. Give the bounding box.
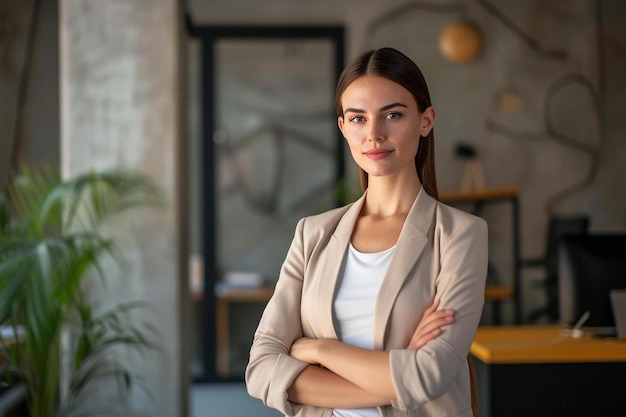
[367,120,386,142]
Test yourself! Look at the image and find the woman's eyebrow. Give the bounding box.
[343,102,409,114]
[380,102,408,112]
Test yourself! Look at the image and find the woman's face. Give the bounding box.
[338,75,435,182]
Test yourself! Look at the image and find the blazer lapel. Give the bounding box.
[373,189,437,349]
[317,193,367,339]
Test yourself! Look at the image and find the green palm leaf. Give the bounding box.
[0,166,162,417]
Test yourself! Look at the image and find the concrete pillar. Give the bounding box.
[60,0,187,415]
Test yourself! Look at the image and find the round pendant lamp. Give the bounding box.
[439,21,483,64]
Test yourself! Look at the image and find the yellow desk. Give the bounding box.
[471,325,626,363]
[470,326,626,417]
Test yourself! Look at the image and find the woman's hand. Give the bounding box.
[407,300,455,350]
[290,337,322,365]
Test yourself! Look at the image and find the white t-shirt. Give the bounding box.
[332,243,395,417]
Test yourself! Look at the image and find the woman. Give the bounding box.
[246,47,488,417]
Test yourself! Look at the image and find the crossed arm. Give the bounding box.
[286,300,454,408]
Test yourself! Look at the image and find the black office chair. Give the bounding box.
[521,215,590,323]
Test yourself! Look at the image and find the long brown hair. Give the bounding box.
[335,47,439,200]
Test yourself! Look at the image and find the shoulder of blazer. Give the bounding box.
[432,198,488,238]
[401,190,486,243]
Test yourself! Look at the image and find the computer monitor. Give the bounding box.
[559,234,626,330]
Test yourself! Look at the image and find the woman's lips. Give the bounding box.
[364,149,392,160]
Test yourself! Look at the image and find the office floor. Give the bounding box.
[191,383,282,417]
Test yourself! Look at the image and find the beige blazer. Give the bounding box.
[246,189,488,417]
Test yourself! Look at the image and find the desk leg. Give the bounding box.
[216,298,229,378]
[512,196,522,324]
[491,301,501,325]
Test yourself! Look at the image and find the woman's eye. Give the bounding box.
[349,116,365,123]
[385,112,401,120]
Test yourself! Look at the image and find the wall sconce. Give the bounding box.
[496,87,523,114]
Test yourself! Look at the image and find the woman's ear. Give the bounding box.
[338,116,346,138]
[420,106,436,137]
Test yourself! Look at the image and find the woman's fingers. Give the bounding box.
[407,302,455,350]
[414,301,442,329]
[408,319,450,349]
[418,309,454,332]
[422,299,440,316]
[408,325,448,349]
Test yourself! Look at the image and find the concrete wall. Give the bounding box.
[60,0,187,415]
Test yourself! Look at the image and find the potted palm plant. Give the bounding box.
[0,166,162,416]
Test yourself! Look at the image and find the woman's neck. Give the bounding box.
[362,175,421,219]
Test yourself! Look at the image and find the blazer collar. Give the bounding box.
[333,191,367,242]
[319,188,437,346]
[317,193,367,339]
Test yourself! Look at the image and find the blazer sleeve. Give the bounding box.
[388,216,488,411]
[245,218,310,416]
